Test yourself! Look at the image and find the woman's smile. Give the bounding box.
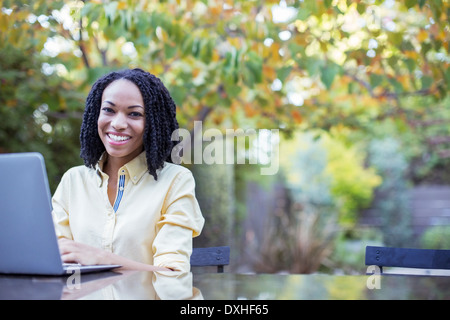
[107,132,132,144]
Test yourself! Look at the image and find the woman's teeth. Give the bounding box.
[108,134,131,142]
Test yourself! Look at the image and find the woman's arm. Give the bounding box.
[58,238,171,272]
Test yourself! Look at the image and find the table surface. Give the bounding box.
[1,269,449,300]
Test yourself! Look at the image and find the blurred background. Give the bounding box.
[0,0,449,275]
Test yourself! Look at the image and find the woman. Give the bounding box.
[52,68,204,272]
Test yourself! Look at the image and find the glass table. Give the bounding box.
[1,270,449,300]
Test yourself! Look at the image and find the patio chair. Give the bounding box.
[190,246,230,273]
[365,245,450,274]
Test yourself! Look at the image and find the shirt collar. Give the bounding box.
[124,151,148,185]
[95,151,149,187]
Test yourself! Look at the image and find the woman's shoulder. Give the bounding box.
[61,164,97,181]
[159,162,193,181]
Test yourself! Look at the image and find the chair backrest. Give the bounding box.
[190,246,230,273]
[365,245,450,273]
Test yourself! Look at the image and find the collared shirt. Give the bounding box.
[51,151,205,272]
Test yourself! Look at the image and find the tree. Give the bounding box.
[0,0,84,190]
[1,0,448,182]
[27,0,450,130]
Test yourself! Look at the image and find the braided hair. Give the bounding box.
[79,68,179,180]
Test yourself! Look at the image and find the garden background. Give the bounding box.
[1,0,449,274]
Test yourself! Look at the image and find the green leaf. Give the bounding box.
[277,66,292,83]
[244,51,263,86]
[388,77,403,94]
[421,42,432,55]
[356,3,366,14]
[103,25,116,40]
[305,57,323,77]
[297,8,311,21]
[421,76,433,90]
[387,32,403,46]
[405,0,417,9]
[320,63,340,90]
[369,73,383,88]
[348,81,358,94]
[164,43,177,59]
[199,39,215,64]
[403,58,415,73]
[224,82,242,98]
[169,85,187,106]
[181,36,195,57]
[445,68,450,87]
[81,2,95,17]
[324,0,332,8]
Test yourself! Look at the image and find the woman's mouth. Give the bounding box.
[107,133,131,144]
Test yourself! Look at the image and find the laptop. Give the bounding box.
[0,152,121,275]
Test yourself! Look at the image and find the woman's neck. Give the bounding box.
[102,148,144,178]
[102,155,129,179]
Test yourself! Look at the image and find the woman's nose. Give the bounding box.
[111,113,128,130]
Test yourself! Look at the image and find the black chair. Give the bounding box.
[365,245,450,274]
[190,246,230,273]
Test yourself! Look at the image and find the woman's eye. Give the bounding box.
[101,107,114,113]
[130,112,143,117]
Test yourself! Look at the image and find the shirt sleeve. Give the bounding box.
[51,170,74,240]
[152,170,205,272]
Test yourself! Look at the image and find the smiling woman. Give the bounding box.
[51,68,205,272]
[97,79,146,207]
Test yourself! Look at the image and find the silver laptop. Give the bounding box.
[0,152,121,275]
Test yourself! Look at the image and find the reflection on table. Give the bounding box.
[0,270,202,300]
[1,270,449,300]
[194,273,450,300]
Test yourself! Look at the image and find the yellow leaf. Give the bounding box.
[211,50,220,62]
[268,42,281,62]
[227,37,241,49]
[117,2,127,10]
[263,65,276,81]
[437,30,447,42]
[404,50,418,59]
[6,99,17,107]
[398,75,411,90]
[210,5,222,16]
[291,110,303,124]
[417,29,428,42]
[244,103,257,117]
[192,68,200,78]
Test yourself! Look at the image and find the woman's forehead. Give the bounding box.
[102,79,144,104]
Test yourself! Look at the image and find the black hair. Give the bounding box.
[79,68,179,180]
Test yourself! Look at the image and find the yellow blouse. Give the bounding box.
[51,151,204,272]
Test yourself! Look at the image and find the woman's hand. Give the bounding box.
[57,238,171,272]
[58,238,108,265]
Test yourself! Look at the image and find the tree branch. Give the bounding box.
[79,31,90,68]
[78,1,90,69]
[93,34,108,67]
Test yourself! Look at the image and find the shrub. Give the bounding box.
[421,225,450,249]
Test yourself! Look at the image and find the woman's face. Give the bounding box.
[98,79,145,165]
